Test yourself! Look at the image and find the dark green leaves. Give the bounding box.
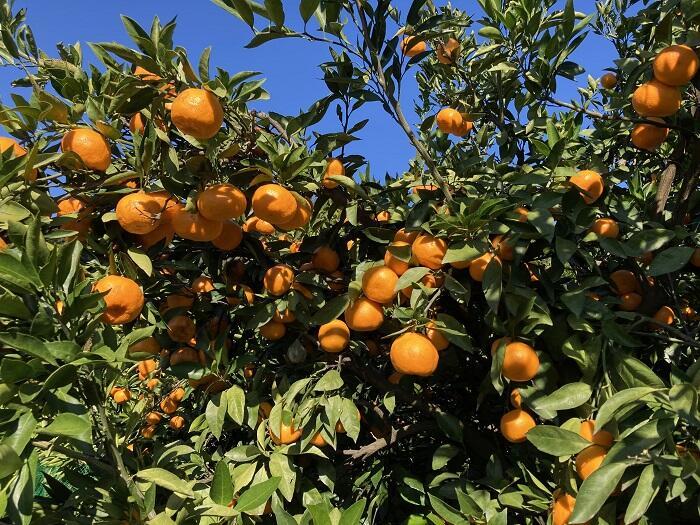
[526,425,592,456]
[210,461,234,505]
[647,246,693,276]
[529,382,592,415]
[299,0,320,23]
[233,477,280,513]
[136,468,194,497]
[570,462,627,523]
[38,413,92,444]
[310,294,349,325]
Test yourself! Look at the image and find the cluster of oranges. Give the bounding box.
[631,45,699,150]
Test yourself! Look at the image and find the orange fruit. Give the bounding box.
[600,72,617,89]
[260,320,286,340]
[161,293,194,312]
[145,412,162,425]
[344,297,384,332]
[112,387,131,405]
[169,347,199,366]
[271,308,294,324]
[197,183,247,221]
[514,207,529,222]
[436,37,460,64]
[129,113,146,134]
[609,269,639,295]
[631,79,681,117]
[191,275,215,293]
[310,433,327,447]
[258,401,273,421]
[384,242,411,276]
[631,119,669,150]
[270,419,302,445]
[501,341,540,382]
[263,265,294,296]
[159,397,178,414]
[653,305,675,326]
[619,292,642,311]
[579,420,614,447]
[252,184,298,225]
[469,252,497,282]
[94,275,144,325]
[401,36,427,57]
[575,444,607,480]
[570,170,604,204]
[138,193,180,248]
[394,228,419,244]
[61,128,111,171]
[57,196,91,237]
[500,409,536,443]
[243,216,275,234]
[510,389,522,409]
[170,88,224,139]
[412,234,448,270]
[312,246,340,273]
[169,415,186,430]
[390,332,439,376]
[172,209,223,242]
[551,492,576,525]
[140,425,156,439]
[134,66,162,82]
[227,284,255,306]
[491,235,514,261]
[375,210,391,222]
[323,158,344,189]
[591,217,619,239]
[436,108,462,134]
[169,387,186,402]
[0,137,36,181]
[167,316,196,343]
[653,44,699,86]
[278,194,312,230]
[137,359,157,380]
[212,221,243,251]
[691,248,700,267]
[318,319,350,353]
[291,282,312,299]
[128,336,161,356]
[116,191,162,234]
[425,321,449,351]
[362,266,399,304]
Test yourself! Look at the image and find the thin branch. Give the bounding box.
[343,421,434,460]
[252,110,298,146]
[32,440,113,473]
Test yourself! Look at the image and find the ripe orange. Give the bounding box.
[551,492,576,525]
[631,79,681,117]
[170,88,224,139]
[469,252,497,282]
[609,269,639,295]
[344,297,384,332]
[400,272,444,299]
[631,119,669,150]
[653,305,675,326]
[129,113,146,134]
[263,265,294,296]
[412,234,448,270]
[227,284,255,306]
[510,389,522,409]
[570,170,604,204]
[491,336,512,355]
[600,72,617,89]
[278,194,312,230]
[116,191,162,235]
[169,387,186,402]
[169,347,199,366]
[514,207,529,222]
[197,183,247,221]
[375,210,391,222]
[436,108,462,134]
[500,409,536,443]
[172,209,223,242]
[57,196,91,237]
[691,248,700,267]
[169,415,186,430]
[619,292,642,311]
[260,320,286,340]
[575,444,607,479]
[591,217,619,239]
[252,184,298,225]
[362,266,399,304]
[111,387,131,405]
[0,137,36,181]
[139,193,180,248]
[145,412,162,425]
[318,319,350,353]
[161,292,194,312]
[436,37,460,65]
[243,216,275,234]
[191,275,215,293]
[394,228,419,244]
[167,316,196,343]
[61,128,111,171]
[137,359,157,380]
[390,332,439,376]
[401,36,427,57]
[270,419,302,445]
[94,275,144,325]
[212,221,243,251]
[128,336,160,356]
[579,420,614,447]
[141,425,156,439]
[384,241,411,275]
[134,66,162,82]
[653,44,699,86]
[501,342,540,381]
[491,235,514,261]
[425,321,449,351]
[160,397,178,414]
[310,433,327,447]
[312,246,340,273]
[323,158,344,189]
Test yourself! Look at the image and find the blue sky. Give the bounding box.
[0,1,615,177]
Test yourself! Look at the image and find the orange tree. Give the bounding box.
[0,0,698,523]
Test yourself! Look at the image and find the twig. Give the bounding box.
[252,110,298,146]
[343,421,434,460]
[32,440,113,473]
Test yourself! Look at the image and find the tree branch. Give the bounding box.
[343,421,435,460]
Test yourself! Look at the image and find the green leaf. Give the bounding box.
[136,468,194,497]
[569,462,627,523]
[230,0,255,27]
[0,444,22,479]
[594,387,659,430]
[310,294,349,325]
[669,383,697,423]
[442,242,480,265]
[38,413,92,444]
[210,461,234,506]
[299,0,320,23]
[624,464,662,524]
[0,251,42,293]
[206,393,227,439]
[608,352,665,389]
[264,0,284,26]
[127,247,153,276]
[526,425,592,456]
[268,452,295,501]
[0,333,55,365]
[315,370,343,392]
[394,266,431,293]
[225,385,246,425]
[0,292,31,320]
[647,246,693,276]
[234,477,280,513]
[624,229,674,257]
[529,382,592,413]
[432,444,459,470]
[482,257,502,312]
[339,499,366,525]
[555,236,577,263]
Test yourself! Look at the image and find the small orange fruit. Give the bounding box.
[0,137,36,181]
[112,387,131,405]
[609,269,639,295]
[323,158,344,189]
[653,305,675,326]
[551,492,576,525]
[160,397,178,414]
[270,419,303,445]
[500,409,536,443]
[137,359,157,380]
[591,217,619,239]
[619,292,642,311]
[129,113,146,134]
[169,387,186,402]
[260,321,286,340]
[128,336,160,356]
[510,389,522,409]
[436,37,460,65]
[600,72,617,89]
[310,433,327,447]
[169,415,186,430]
[278,194,312,230]
[318,319,351,353]
[273,308,296,324]
[94,275,144,325]
[412,234,448,270]
[344,298,384,332]
[263,265,294,296]
[172,209,223,241]
[145,412,162,425]
[579,419,614,447]
[469,252,497,282]
[312,246,340,273]
[631,79,681,117]
[653,44,699,86]
[170,88,224,139]
[169,347,199,366]
[425,321,449,351]
[501,341,540,382]
[394,228,419,244]
[491,235,514,261]
[390,332,440,376]
[384,241,411,276]
[61,128,111,171]
[226,284,255,306]
[191,275,215,293]
[401,36,427,57]
[575,444,607,480]
[362,266,399,304]
[243,216,275,234]
[570,170,604,204]
[631,119,669,150]
[161,293,194,312]
[116,191,162,234]
[167,316,196,343]
[197,183,247,221]
[212,221,243,251]
[252,184,298,225]
[141,425,156,439]
[436,108,462,134]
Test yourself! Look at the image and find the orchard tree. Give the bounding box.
[0,0,698,524]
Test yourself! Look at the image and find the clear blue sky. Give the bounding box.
[0,1,614,177]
